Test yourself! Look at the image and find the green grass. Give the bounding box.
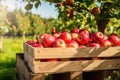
[0,37,26,80]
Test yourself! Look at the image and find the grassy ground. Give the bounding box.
[0,37,25,80]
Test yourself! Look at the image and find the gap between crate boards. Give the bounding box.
[33,56,120,62]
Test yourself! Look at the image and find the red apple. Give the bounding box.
[60,32,72,43]
[101,39,112,47]
[38,33,48,44]
[58,2,62,8]
[117,42,120,46]
[70,28,79,33]
[77,32,90,45]
[79,29,90,35]
[65,0,74,5]
[32,42,44,48]
[43,34,55,47]
[91,7,101,16]
[108,33,120,46]
[53,39,66,48]
[67,40,79,48]
[38,43,44,48]
[91,32,105,43]
[88,42,101,47]
[103,35,108,40]
[79,45,86,48]
[26,40,36,45]
[71,32,78,41]
[54,38,70,61]
[53,32,61,39]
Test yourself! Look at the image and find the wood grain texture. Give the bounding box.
[35,59,120,73]
[24,43,120,59]
[24,52,120,73]
[24,43,120,73]
[17,54,120,80]
[16,54,45,80]
[17,54,82,80]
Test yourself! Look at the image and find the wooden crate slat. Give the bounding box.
[24,43,35,58]
[16,54,32,80]
[28,59,120,73]
[24,43,120,59]
[24,50,35,66]
[25,53,36,73]
[71,72,82,80]
[16,54,45,80]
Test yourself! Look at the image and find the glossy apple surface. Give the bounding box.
[60,32,72,43]
[65,0,74,5]
[91,7,101,16]
[91,32,105,43]
[77,32,90,45]
[43,34,55,47]
[88,42,101,47]
[53,39,66,48]
[108,33,120,46]
[67,40,79,48]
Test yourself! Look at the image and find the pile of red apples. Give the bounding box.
[27,28,120,48]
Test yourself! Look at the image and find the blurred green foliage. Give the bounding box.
[7,9,56,38]
[0,1,11,35]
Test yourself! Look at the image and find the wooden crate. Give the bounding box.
[23,42,120,74]
[16,54,45,80]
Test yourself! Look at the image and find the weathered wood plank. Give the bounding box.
[24,43,120,74]
[71,72,82,80]
[16,54,45,80]
[25,52,120,74]
[16,54,31,80]
[17,54,83,80]
[24,43,120,59]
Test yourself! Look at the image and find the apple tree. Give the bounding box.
[55,0,120,34]
[23,0,120,35]
[0,1,11,51]
[7,10,19,38]
[42,18,56,33]
[29,13,46,38]
[14,9,31,40]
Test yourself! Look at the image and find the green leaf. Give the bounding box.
[35,1,41,8]
[25,3,33,10]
